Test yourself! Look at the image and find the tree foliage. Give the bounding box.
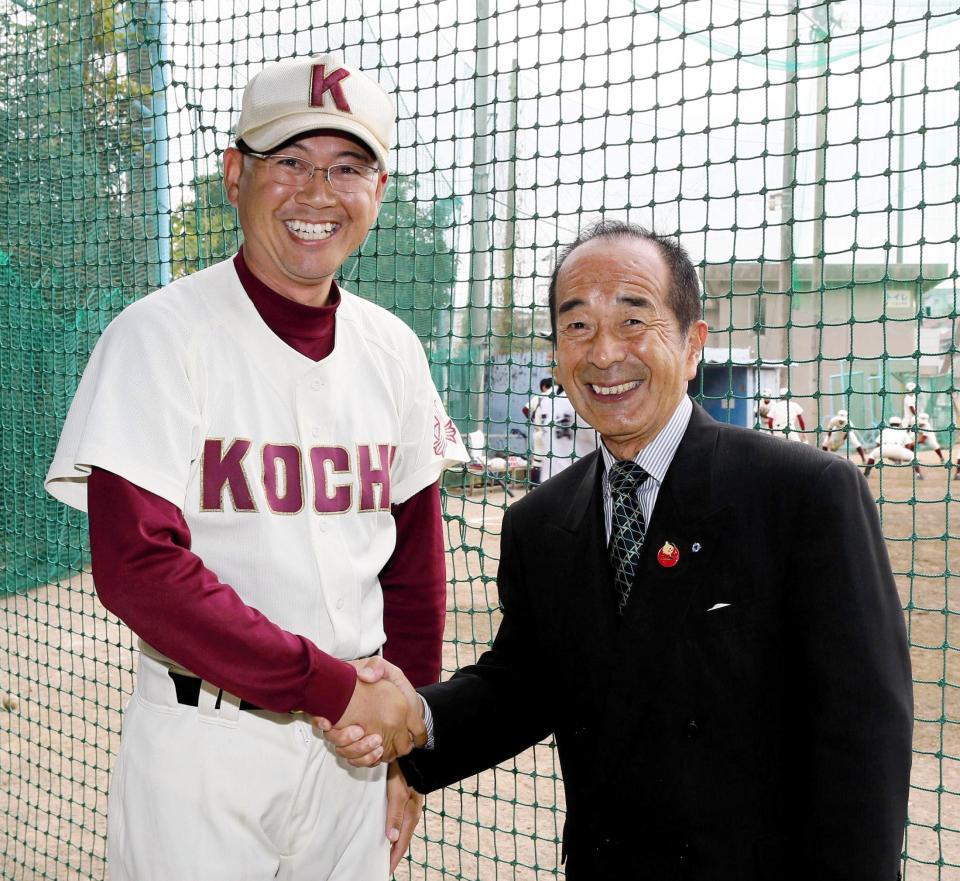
[170,169,240,279]
[0,0,150,306]
[0,0,156,591]
[348,174,459,342]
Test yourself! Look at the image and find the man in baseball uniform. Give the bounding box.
[914,412,946,464]
[523,377,553,484]
[863,416,922,478]
[902,382,918,427]
[45,55,467,881]
[821,409,866,462]
[754,387,773,429]
[537,385,598,481]
[767,387,806,442]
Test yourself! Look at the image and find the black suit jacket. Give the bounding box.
[401,404,913,880]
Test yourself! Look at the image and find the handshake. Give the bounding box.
[313,657,424,767]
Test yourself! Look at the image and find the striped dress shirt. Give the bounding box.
[600,394,693,541]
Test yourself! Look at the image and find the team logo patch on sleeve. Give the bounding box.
[433,407,459,456]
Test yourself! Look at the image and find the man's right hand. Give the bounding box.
[313,658,425,766]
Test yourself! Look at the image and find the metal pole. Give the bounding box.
[469,0,493,428]
[897,61,906,265]
[777,9,798,357]
[811,4,828,300]
[127,0,172,289]
[807,3,830,413]
[496,62,519,351]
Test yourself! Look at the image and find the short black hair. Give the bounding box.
[235,131,381,170]
[546,220,702,340]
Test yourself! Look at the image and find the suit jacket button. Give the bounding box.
[685,719,700,738]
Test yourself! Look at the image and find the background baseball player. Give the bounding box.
[535,384,598,481]
[523,377,553,484]
[911,410,956,478]
[45,55,467,881]
[902,381,919,427]
[754,387,773,428]
[863,416,922,478]
[766,386,806,442]
[821,408,866,462]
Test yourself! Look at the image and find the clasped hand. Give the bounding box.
[313,657,423,767]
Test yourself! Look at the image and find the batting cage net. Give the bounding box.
[0,0,958,877]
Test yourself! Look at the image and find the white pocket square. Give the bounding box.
[706,602,731,612]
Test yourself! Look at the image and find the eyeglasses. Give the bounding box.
[240,150,380,192]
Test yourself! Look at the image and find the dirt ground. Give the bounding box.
[1,455,958,880]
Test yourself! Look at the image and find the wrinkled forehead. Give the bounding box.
[556,236,671,305]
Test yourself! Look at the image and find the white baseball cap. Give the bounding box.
[235,55,395,169]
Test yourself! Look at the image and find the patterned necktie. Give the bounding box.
[608,460,650,614]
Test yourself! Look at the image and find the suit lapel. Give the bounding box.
[545,452,618,674]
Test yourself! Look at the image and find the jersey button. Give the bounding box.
[336,597,344,610]
[311,427,321,438]
[311,379,323,391]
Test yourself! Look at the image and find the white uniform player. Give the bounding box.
[755,388,773,428]
[524,378,553,484]
[537,388,598,481]
[913,412,948,480]
[766,388,806,442]
[902,382,918,428]
[821,409,866,462]
[863,417,921,478]
[45,55,468,881]
[914,412,944,459]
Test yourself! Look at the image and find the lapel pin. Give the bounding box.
[658,540,680,568]
[692,542,702,553]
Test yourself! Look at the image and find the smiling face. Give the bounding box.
[223,130,387,306]
[553,236,708,460]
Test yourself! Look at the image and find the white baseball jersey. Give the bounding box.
[915,416,941,450]
[867,428,915,464]
[46,257,468,667]
[823,415,862,453]
[767,399,805,442]
[526,394,550,460]
[536,392,598,481]
[902,393,917,427]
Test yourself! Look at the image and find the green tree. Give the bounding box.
[0,0,143,303]
[344,174,461,419]
[170,169,240,279]
[0,0,146,591]
[346,175,458,336]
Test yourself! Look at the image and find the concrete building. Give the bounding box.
[701,260,950,441]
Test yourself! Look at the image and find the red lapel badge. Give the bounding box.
[657,540,680,568]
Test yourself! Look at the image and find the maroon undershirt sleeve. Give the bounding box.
[88,466,358,721]
[381,482,446,687]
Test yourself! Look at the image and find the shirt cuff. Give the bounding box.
[419,693,435,750]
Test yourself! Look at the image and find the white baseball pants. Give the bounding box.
[107,654,389,881]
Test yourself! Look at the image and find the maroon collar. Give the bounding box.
[233,249,339,360]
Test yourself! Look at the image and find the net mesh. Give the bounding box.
[1,0,958,877]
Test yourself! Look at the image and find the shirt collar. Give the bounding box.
[233,247,341,340]
[600,394,693,485]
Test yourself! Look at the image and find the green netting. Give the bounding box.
[1,0,958,877]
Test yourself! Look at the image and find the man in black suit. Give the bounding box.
[321,221,913,880]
